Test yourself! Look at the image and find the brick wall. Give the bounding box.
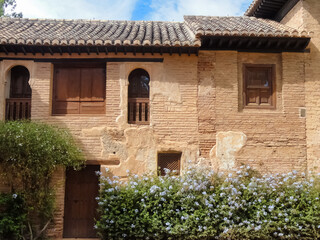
[281,0,320,173]
[197,51,307,172]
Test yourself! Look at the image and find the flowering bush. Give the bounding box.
[96,166,320,240]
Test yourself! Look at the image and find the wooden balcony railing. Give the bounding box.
[128,98,149,124]
[5,98,31,121]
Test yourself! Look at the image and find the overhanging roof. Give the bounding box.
[245,0,300,22]
[0,15,310,55]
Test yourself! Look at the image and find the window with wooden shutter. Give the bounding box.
[52,63,106,115]
[243,64,275,108]
[128,68,150,124]
[158,152,181,176]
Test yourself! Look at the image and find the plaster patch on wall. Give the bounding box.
[151,81,182,103]
[109,127,157,176]
[212,131,247,170]
[101,128,127,161]
[198,76,214,96]
[81,126,105,137]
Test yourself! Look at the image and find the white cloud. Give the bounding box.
[15,0,138,20]
[147,0,251,21]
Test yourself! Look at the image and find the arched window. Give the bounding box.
[10,66,31,98]
[128,69,150,124]
[6,66,31,120]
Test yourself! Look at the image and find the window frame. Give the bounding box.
[127,68,150,124]
[52,62,106,115]
[242,64,276,109]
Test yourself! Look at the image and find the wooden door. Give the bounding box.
[63,165,100,238]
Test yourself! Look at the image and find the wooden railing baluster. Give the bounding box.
[128,98,149,124]
[5,98,31,121]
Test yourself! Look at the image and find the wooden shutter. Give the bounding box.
[80,67,106,114]
[53,64,106,115]
[244,65,274,108]
[158,153,181,176]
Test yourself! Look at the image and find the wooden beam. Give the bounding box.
[256,39,263,48]
[40,47,44,56]
[246,39,253,48]
[104,47,108,55]
[48,47,54,55]
[58,47,63,56]
[228,39,234,48]
[21,46,27,55]
[96,47,100,55]
[274,0,300,21]
[237,39,245,48]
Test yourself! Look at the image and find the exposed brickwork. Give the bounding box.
[212,51,306,173]
[197,51,216,158]
[281,0,320,173]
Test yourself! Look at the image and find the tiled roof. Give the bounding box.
[0,15,309,48]
[0,18,200,47]
[184,16,309,38]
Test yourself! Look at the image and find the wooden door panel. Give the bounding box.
[63,165,100,238]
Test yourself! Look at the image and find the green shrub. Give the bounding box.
[96,167,320,240]
[0,120,85,239]
[0,193,27,240]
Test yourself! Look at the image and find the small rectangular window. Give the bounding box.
[158,152,181,176]
[243,64,275,108]
[52,63,106,115]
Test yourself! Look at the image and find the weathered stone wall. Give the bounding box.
[281,0,320,173]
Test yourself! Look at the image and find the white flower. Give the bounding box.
[12,194,17,199]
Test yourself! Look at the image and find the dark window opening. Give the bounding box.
[6,66,31,120]
[158,152,181,176]
[128,68,150,124]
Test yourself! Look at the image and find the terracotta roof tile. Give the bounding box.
[0,18,201,47]
[0,16,309,48]
[184,16,309,38]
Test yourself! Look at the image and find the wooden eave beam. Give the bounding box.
[21,46,27,55]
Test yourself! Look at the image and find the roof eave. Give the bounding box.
[245,0,300,22]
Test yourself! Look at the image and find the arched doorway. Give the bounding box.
[5,66,31,120]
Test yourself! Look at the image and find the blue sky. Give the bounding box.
[12,0,253,21]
